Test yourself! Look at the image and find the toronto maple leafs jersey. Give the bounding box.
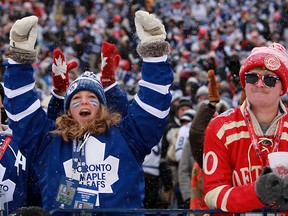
[0,125,30,214]
[3,56,173,214]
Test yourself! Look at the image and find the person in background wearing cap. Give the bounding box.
[4,12,173,214]
[168,90,183,121]
[194,85,208,107]
[203,42,288,212]
[175,109,196,163]
[185,77,200,107]
[175,108,196,209]
[161,96,193,209]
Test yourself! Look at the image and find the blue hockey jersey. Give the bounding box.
[0,124,35,214]
[3,56,173,214]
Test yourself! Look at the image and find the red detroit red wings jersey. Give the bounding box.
[203,104,288,212]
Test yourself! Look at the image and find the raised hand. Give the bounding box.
[7,15,39,64]
[52,48,78,94]
[207,70,220,104]
[134,10,169,58]
[10,15,38,51]
[100,42,120,88]
[134,10,166,44]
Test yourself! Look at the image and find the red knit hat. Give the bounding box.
[239,43,288,95]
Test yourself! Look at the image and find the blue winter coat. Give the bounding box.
[3,56,173,214]
[0,125,37,214]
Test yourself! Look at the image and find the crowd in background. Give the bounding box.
[0,0,288,105]
[2,0,288,212]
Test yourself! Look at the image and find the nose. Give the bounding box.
[255,75,265,87]
[80,97,89,104]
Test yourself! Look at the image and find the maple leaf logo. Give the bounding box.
[0,164,16,208]
[63,136,119,199]
[52,56,67,79]
[101,52,107,71]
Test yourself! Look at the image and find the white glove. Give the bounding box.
[52,55,67,79]
[10,15,38,51]
[135,10,166,44]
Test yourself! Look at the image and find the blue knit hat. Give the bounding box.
[64,71,107,111]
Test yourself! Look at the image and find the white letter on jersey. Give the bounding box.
[14,151,26,171]
[240,167,250,185]
[203,151,217,175]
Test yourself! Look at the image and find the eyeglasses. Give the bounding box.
[244,72,280,88]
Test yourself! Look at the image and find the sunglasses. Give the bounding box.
[244,72,280,88]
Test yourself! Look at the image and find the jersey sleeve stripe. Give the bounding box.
[224,131,250,147]
[134,94,170,119]
[216,120,247,138]
[204,185,226,209]
[6,99,41,121]
[138,80,170,94]
[221,187,233,211]
[4,82,35,98]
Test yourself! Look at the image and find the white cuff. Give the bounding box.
[51,89,65,100]
[143,55,168,63]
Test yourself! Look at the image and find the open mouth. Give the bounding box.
[79,109,91,117]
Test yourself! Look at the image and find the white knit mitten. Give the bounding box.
[135,10,166,44]
[134,10,169,58]
[10,15,38,51]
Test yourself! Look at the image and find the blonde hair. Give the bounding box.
[52,104,122,141]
